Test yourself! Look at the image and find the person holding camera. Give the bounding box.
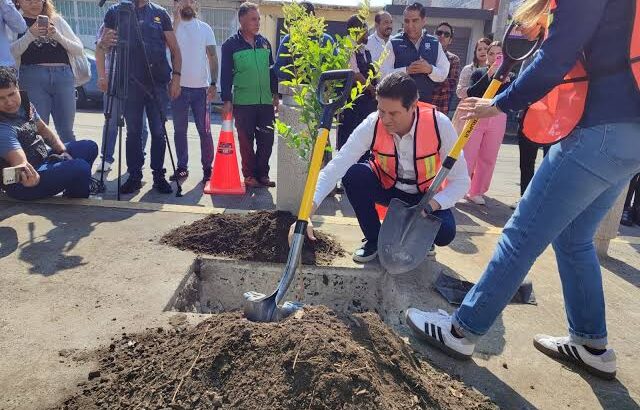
[98,0,182,194]
[10,0,84,143]
[0,67,99,200]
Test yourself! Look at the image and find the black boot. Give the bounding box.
[153,170,173,194]
[120,176,142,194]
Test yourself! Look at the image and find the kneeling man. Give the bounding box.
[308,72,469,262]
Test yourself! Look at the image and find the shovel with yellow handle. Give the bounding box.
[378,23,544,275]
[243,69,355,322]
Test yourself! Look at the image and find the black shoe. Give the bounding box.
[353,241,378,263]
[89,177,105,195]
[634,207,640,226]
[153,176,173,194]
[120,177,142,194]
[621,208,634,227]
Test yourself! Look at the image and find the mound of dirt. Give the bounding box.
[57,307,495,410]
[161,210,344,265]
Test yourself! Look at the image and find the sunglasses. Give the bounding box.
[435,30,451,38]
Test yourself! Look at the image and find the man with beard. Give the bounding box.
[170,0,217,185]
[366,11,393,65]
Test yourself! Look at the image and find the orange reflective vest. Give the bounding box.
[369,102,441,193]
[522,0,640,145]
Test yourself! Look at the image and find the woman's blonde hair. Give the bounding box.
[513,0,550,29]
[41,0,58,18]
[18,0,58,18]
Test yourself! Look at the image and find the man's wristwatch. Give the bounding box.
[210,82,216,87]
[172,71,181,76]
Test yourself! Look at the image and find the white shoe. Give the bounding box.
[405,308,475,360]
[97,160,113,172]
[533,334,617,380]
[466,194,485,205]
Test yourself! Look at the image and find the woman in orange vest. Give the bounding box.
[405,0,640,380]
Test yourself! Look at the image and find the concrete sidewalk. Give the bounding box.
[0,199,639,410]
[73,109,640,238]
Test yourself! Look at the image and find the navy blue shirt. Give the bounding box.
[103,2,173,85]
[494,0,640,127]
[273,33,334,80]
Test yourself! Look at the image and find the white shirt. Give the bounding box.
[366,31,388,64]
[379,36,450,83]
[175,18,216,88]
[313,110,470,210]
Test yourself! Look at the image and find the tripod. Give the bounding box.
[98,0,183,200]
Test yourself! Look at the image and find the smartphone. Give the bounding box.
[2,165,25,185]
[36,15,48,30]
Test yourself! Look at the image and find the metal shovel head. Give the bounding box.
[378,198,442,275]
[243,291,304,322]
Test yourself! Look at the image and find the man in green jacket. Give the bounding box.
[220,2,278,188]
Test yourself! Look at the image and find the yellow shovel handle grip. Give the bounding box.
[449,79,503,161]
[298,128,330,221]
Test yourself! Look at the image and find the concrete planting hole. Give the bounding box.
[166,256,452,328]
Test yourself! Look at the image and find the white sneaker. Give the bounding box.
[533,334,617,380]
[466,194,485,205]
[97,160,113,172]
[405,308,475,360]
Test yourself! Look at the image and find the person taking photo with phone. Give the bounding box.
[462,41,512,205]
[0,67,100,200]
[10,0,85,143]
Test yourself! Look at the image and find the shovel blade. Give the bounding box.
[243,291,304,322]
[378,198,442,275]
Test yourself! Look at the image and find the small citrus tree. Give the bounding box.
[274,1,375,161]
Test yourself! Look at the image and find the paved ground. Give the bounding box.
[0,110,639,409]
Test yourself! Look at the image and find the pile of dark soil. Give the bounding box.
[57,307,495,410]
[161,210,344,265]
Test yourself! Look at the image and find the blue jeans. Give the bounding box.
[19,65,77,143]
[101,94,149,164]
[123,82,169,179]
[342,163,457,246]
[4,140,98,200]
[171,87,214,172]
[453,122,640,348]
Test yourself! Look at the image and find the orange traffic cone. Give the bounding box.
[204,112,246,195]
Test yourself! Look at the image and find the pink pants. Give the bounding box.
[463,113,507,197]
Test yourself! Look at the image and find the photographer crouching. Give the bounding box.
[0,67,99,200]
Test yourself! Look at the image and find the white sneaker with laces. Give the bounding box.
[533,334,617,380]
[98,160,113,172]
[405,308,475,360]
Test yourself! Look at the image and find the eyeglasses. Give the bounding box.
[435,30,451,38]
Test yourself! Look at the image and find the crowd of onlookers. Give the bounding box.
[0,0,637,228]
